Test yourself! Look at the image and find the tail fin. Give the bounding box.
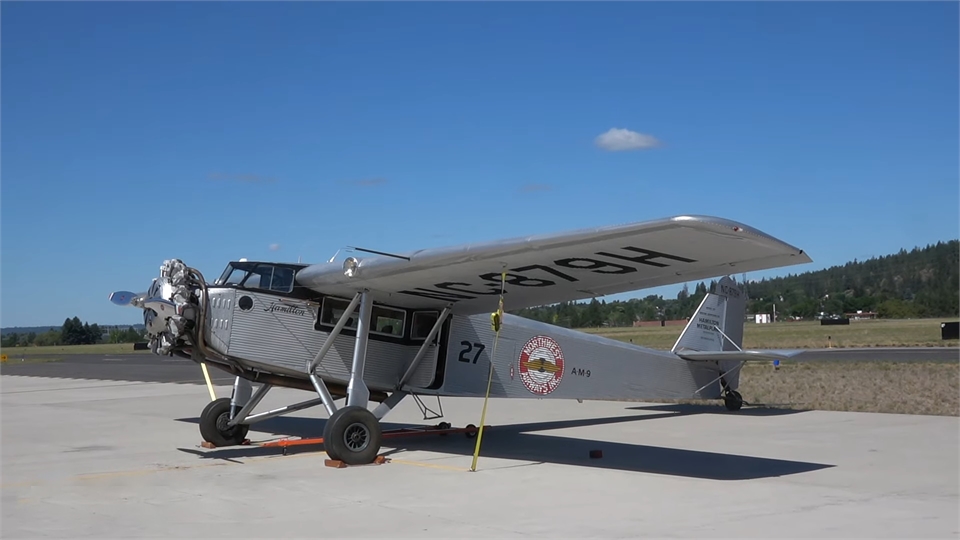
[671,276,747,353]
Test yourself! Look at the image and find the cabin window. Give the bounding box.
[411,311,440,340]
[372,306,405,338]
[320,297,359,329]
[319,297,406,338]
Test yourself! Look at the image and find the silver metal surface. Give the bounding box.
[240,397,328,426]
[346,290,373,408]
[295,215,812,314]
[309,373,339,416]
[433,310,737,401]
[307,291,361,373]
[372,390,408,420]
[229,377,253,418]
[225,292,440,390]
[228,383,272,426]
[204,288,236,355]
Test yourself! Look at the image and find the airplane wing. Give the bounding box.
[295,215,812,314]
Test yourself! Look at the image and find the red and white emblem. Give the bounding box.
[518,335,564,395]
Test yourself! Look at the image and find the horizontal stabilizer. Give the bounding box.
[676,349,803,363]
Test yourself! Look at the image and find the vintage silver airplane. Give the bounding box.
[109,214,811,465]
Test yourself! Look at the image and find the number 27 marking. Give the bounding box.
[458,341,486,364]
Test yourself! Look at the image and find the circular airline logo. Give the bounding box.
[518,335,564,395]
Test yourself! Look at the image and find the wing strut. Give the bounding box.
[306,290,362,416]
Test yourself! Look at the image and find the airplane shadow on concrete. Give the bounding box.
[174,403,832,480]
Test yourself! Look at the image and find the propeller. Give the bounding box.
[109,291,176,314]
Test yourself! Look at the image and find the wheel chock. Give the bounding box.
[324,455,391,468]
[200,439,251,449]
[589,449,603,459]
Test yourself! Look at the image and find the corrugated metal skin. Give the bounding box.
[436,312,728,400]
[209,289,438,390]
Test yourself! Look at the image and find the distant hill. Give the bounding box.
[742,239,959,319]
[511,239,960,327]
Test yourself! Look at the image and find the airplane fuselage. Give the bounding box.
[197,266,732,403]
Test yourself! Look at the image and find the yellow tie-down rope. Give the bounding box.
[470,271,506,472]
[200,363,217,401]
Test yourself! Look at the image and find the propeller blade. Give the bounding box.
[109,291,143,306]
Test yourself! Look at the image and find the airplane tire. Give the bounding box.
[322,406,382,465]
[199,397,250,447]
[723,391,744,412]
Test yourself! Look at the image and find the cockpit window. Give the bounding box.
[215,262,295,293]
[222,267,248,285]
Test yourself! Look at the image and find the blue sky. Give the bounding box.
[2,1,958,328]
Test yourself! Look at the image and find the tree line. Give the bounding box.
[1,317,145,348]
[511,239,959,327]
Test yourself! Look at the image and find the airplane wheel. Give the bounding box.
[199,397,250,447]
[464,424,478,438]
[322,406,382,465]
[723,390,744,411]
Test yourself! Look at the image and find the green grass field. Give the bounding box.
[584,317,959,350]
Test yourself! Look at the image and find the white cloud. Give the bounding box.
[594,128,660,151]
[269,243,281,251]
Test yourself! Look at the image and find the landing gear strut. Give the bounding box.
[717,369,745,412]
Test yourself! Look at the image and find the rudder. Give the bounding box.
[671,276,747,353]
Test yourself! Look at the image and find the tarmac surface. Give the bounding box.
[2,366,959,537]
